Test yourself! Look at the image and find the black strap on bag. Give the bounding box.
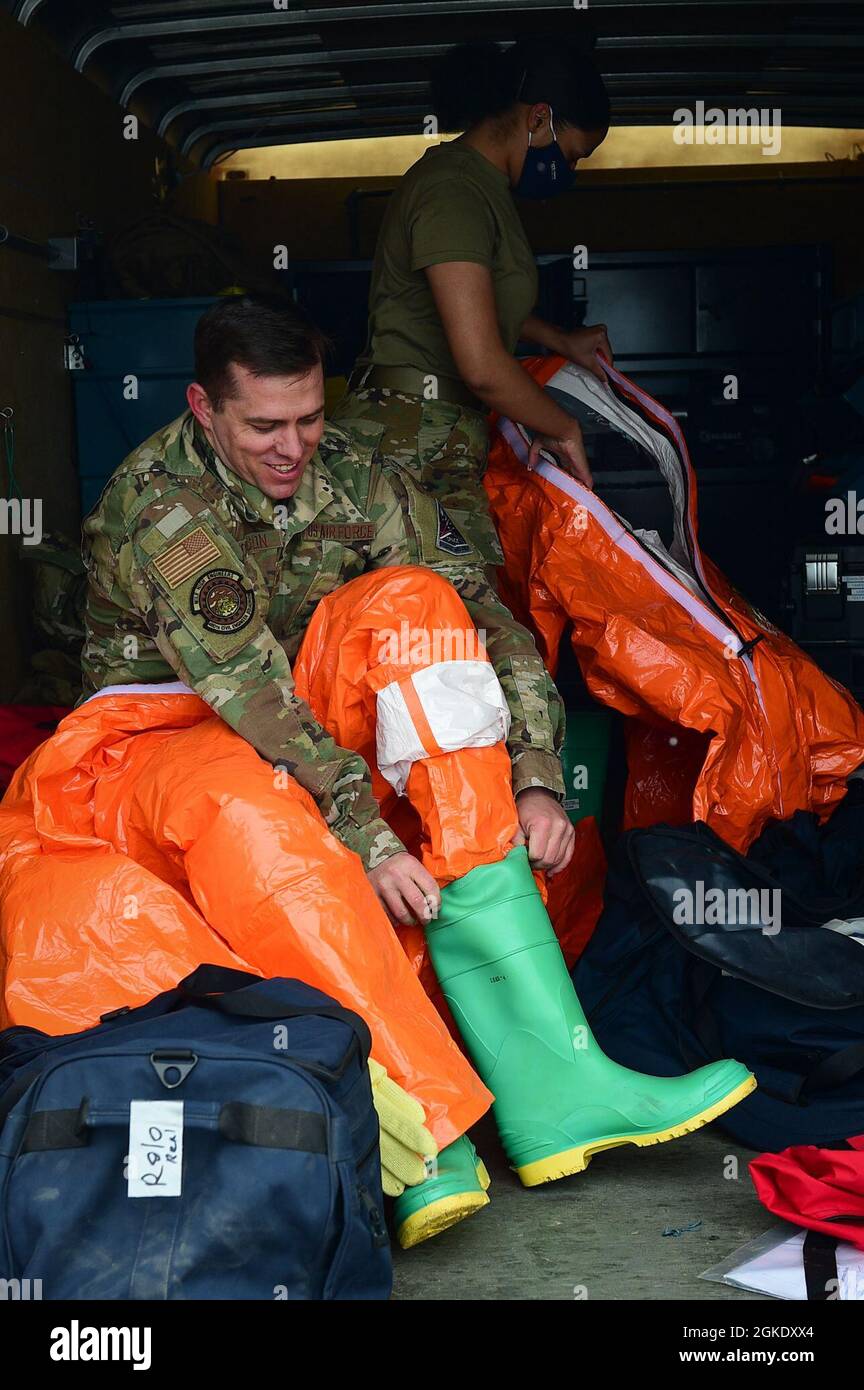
[177,964,373,1061]
[22,1101,329,1155]
[95,965,266,1027]
[178,965,261,996]
[218,1102,328,1153]
[803,1231,839,1300]
[22,1101,90,1153]
[800,1042,864,1096]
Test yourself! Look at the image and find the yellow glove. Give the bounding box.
[368,1058,438,1197]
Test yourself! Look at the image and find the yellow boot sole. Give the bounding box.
[515,1074,758,1188]
[396,1160,491,1250]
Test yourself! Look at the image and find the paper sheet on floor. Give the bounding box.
[701,1226,864,1300]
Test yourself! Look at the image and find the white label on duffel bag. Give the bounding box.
[127,1101,184,1198]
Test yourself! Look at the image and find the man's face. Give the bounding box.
[188,361,326,500]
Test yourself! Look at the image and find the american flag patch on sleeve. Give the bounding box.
[151,526,222,589]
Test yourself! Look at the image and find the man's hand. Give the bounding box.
[529,424,593,489]
[513,788,575,877]
[368,851,441,927]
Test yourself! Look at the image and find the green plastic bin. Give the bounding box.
[560,709,612,825]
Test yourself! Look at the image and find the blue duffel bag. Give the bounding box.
[0,964,391,1300]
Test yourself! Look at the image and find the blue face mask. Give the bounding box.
[514,112,577,199]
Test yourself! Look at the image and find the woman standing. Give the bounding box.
[332,37,612,566]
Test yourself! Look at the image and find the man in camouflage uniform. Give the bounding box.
[82,295,573,925]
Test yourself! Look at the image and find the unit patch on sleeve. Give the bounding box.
[435,503,472,556]
[190,568,256,634]
[151,525,222,589]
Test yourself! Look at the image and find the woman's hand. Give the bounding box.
[558,323,613,383]
[529,423,593,489]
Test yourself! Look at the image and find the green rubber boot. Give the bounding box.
[392,1134,491,1249]
[428,846,756,1187]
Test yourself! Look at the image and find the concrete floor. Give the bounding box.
[392,1115,779,1301]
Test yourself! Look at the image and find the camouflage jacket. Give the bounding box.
[81,411,565,869]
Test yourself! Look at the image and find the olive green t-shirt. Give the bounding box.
[356,141,538,382]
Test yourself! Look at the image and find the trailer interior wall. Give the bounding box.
[0,14,213,700]
[220,164,864,295]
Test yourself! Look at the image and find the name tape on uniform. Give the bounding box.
[304,522,376,542]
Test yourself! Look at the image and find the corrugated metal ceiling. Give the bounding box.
[6,0,864,168]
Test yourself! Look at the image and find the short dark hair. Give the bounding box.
[194,293,332,410]
[431,38,610,135]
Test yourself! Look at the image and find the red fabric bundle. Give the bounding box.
[750,1137,864,1250]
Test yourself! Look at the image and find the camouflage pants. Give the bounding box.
[330,387,504,567]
